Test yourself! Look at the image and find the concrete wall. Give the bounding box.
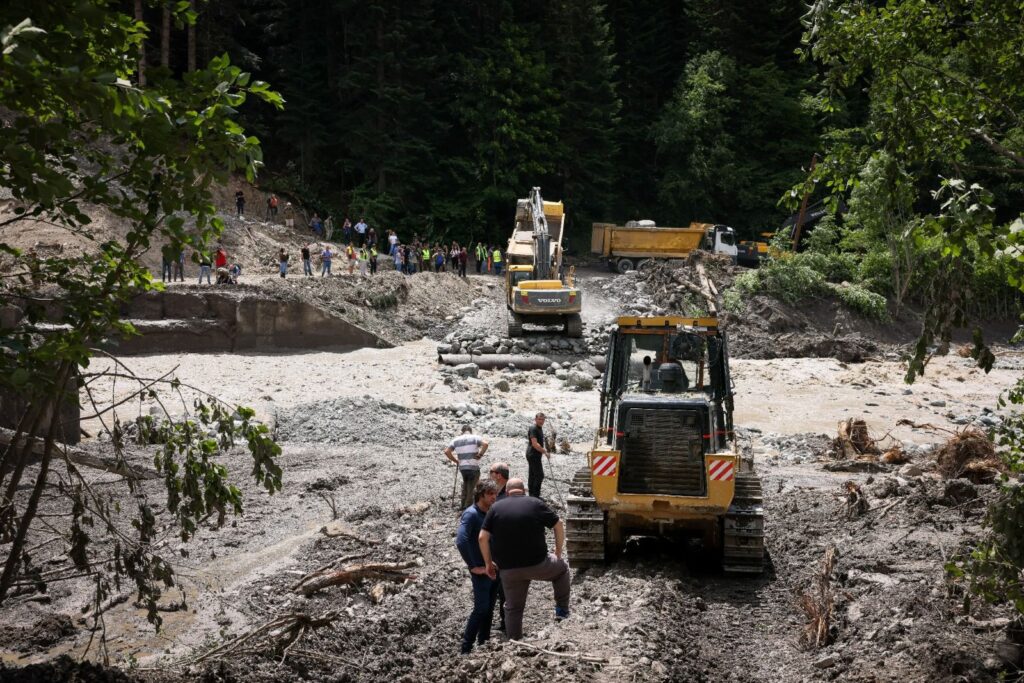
[0,371,81,445]
[112,290,387,354]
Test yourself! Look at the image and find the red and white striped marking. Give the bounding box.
[707,459,735,481]
[592,455,618,477]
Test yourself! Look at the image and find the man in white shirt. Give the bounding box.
[445,425,490,510]
[354,217,368,246]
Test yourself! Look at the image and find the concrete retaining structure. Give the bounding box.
[112,289,389,354]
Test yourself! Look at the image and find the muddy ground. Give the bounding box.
[2,216,1024,682]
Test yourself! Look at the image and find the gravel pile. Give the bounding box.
[275,396,439,443]
[276,394,592,445]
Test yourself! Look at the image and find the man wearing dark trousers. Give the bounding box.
[445,425,490,510]
[526,413,549,498]
[479,478,570,640]
[455,480,500,654]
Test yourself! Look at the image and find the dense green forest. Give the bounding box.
[145,0,820,242]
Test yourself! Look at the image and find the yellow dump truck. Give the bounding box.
[505,188,583,337]
[566,315,765,574]
[591,220,738,273]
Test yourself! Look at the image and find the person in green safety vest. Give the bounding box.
[475,242,487,274]
[492,247,503,276]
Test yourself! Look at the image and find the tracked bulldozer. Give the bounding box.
[566,316,765,574]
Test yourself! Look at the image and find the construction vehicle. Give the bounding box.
[565,315,765,574]
[590,220,738,273]
[505,188,582,338]
[736,231,775,267]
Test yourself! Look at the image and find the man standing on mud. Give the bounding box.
[479,478,570,640]
[455,480,500,654]
[445,425,490,510]
[526,413,550,498]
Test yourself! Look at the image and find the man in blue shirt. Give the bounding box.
[455,479,500,653]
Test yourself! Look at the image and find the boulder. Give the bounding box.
[898,463,923,478]
[565,371,595,391]
[452,363,479,379]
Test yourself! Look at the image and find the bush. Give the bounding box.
[756,256,828,305]
[725,253,888,320]
[857,248,894,295]
[826,282,889,321]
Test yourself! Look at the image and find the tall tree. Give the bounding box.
[542,0,621,230]
[135,0,146,85]
[0,0,283,613]
[161,3,171,68]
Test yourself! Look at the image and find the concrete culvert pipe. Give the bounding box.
[437,354,606,372]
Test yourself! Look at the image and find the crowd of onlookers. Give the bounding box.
[162,189,510,284]
[276,233,506,280]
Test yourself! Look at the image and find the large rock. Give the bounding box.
[565,371,595,391]
[452,363,479,379]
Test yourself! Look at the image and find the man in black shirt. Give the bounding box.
[301,244,313,277]
[525,413,549,498]
[479,478,570,640]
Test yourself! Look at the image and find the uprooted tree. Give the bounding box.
[0,0,284,627]
[799,0,1024,620]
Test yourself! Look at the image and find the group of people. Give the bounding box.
[160,244,241,285]
[282,229,509,281]
[449,413,568,654]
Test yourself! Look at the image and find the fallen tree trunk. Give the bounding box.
[0,427,160,480]
[295,560,418,597]
[437,354,606,371]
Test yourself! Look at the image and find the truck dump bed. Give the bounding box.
[591,222,712,259]
[508,201,564,266]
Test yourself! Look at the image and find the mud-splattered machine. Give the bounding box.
[566,316,765,573]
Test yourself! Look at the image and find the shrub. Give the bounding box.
[826,282,889,321]
[857,247,894,295]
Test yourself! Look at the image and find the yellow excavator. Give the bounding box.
[566,316,765,574]
[504,188,583,338]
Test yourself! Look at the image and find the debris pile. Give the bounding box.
[934,428,1004,483]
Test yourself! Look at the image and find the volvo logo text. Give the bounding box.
[535,298,561,303]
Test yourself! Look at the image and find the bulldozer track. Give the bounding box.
[566,467,605,569]
[722,471,765,575]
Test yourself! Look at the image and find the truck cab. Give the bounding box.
[704,224,738,260]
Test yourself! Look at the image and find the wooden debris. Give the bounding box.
[294,560,418,597]
[833,418,879,460]
[843,481,870,519]
[797,546,837,649]
[193,610,341,665]
[935,428,1003,483]
[398,501,431,515]
[290,552,370,592]
[510,639,609,664]
[320,521,380,545]
[879,446,909,464]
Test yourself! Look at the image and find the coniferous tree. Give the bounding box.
[543,0,621,231]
